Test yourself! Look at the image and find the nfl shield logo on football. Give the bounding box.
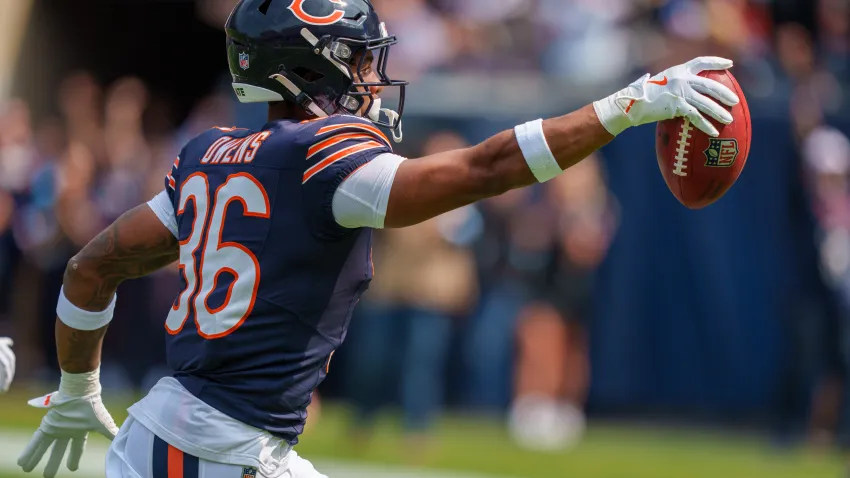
[241,467,257,478]
[239,52,250,70]
[703,138,739,167]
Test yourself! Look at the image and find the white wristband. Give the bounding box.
[514,119,562,183]
[56,286,116,331]
[59,367,101,398]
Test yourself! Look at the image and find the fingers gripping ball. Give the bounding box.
[655,69,752,209]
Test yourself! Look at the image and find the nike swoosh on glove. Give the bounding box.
[18,368,119,478]
[593,56,741,137]
[0,338,14,393]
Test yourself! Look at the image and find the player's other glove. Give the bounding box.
[18,367,119,478]
[0,337,15,393]
[593,56,740,138]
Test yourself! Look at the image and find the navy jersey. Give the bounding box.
[161,115,392,444]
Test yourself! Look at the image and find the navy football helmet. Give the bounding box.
[225,0,407,140]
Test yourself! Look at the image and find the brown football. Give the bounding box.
[655,69,751,209]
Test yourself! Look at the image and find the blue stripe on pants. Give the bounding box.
[152,436,168,478]
[184,452,200,478]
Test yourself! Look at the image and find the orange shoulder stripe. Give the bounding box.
[302,141,384,184]
[308,133,377,159]
[316,123,391,149]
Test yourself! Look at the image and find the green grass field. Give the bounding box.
[0,388,845,478]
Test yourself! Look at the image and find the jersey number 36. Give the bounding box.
[165,172,270,339]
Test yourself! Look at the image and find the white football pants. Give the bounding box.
[105,417,327,478]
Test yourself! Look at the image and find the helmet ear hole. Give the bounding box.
[292,67,324,84]
[258,0,274,15]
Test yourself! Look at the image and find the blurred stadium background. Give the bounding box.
[1,0,850,476]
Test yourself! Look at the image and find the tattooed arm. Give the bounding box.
[57,204,178,373]
[17,203,177,476]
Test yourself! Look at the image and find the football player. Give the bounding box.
[17,1,739,477]
[0,337,14,393]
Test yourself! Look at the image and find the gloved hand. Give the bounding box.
[0,337,15,393]
[18,368,119,478]
[593,56,741,137]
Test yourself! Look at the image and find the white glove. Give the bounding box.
[18,367,119,478]
[0,337,15,393]
[593,56,741,137]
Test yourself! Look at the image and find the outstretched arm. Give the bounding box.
[386,105,609,227]
[382,57,740,228]
[58,203,178,373]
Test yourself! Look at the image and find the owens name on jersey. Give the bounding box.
[161,114,391,443]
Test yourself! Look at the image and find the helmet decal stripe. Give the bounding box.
[288,0,346,26]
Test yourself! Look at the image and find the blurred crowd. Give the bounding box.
[1,0,850,459]
[197,0,846,88]
[0,73,188,389]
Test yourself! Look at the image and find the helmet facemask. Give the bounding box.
[297,25,407,142]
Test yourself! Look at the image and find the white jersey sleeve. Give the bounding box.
[146,190,179,238]
[332,152,406,229]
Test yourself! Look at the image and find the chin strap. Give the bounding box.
[269,74,328,119]
[367,98,403,143]
[384,109,403,144]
